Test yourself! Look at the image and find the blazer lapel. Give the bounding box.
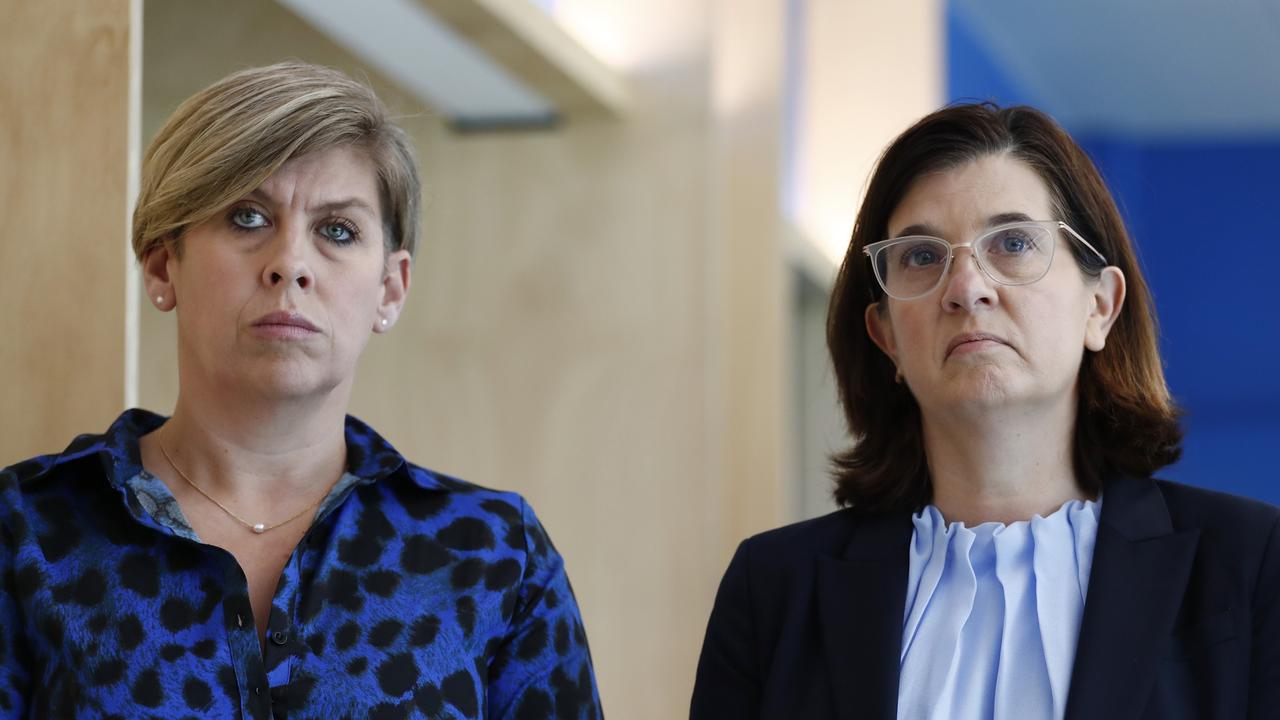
[817,513,912,720]
[1064,473,1199,720]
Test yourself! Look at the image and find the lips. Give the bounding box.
[946,332,1008,357]
[251,311,320,333]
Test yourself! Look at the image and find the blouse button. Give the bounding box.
[270,630,288,645]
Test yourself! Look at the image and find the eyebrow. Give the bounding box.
[245,190,378,217]
[892,211,1036,239]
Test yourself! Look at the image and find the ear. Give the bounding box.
[141,242,177,311]
[864,301,899,362]
[1084,266,1126,351]
[374,249,412,332]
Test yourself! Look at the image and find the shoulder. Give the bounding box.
[1,426,117,489]
[1149,479,1280,595]
[727,508,899,586]
[344,416,546,543]
[1153,477,1280,540]
[0,433,117,535]
[2,438,124,572]
[1,409,161,499]
[706,509,908,651]
[397,462,529,520]
[1,452,64,490]
[380,461,557,558]
[738,509,862,561]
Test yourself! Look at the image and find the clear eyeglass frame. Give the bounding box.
[861,220,1108,301]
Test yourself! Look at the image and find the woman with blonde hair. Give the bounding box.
[692,103,1278,719]
[0,62,600,719]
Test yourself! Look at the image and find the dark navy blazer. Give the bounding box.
[691,473,1280,719]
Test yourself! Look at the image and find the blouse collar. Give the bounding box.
[47,408,426,489]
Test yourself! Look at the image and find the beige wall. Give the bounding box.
[0,0,135,462]
[794,0,944,263]
[709,0,791,547]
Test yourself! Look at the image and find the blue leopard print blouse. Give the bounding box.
[0,409,602,719]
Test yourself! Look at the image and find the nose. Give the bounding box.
[939,246,997,313]
[261,223,314,291]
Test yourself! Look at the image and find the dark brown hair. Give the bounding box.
[827,102,1182,513]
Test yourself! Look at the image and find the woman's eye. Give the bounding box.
[230,207,268,229]
[994,231,1033,254]
[320,221,358,244]
[902,245,942,267]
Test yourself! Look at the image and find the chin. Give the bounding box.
[258,377,339,400]
[935,364,1020,407]
[223,360,348,401]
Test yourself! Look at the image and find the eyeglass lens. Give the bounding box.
[874,223,1057,298]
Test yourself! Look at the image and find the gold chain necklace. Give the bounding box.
[156,435,323,535]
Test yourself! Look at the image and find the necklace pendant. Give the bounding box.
[252,523,266,534]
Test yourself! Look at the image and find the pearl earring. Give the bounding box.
[380,318,388,327]
[155,296,164,305]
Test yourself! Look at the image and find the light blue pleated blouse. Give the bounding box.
[897,497,1102,720]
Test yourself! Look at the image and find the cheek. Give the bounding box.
[885,307,934,367]
[324,269,383,333]
[181,258,253,322]
[1016,294,1089,368]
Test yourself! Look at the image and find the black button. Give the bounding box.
[254,686,261,696]
[270,630,288,645]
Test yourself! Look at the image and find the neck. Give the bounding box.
[921,393,1088,526]
[154,379,351,505]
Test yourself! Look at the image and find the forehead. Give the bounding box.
[255,145,379,207]
[887,154,1054,237]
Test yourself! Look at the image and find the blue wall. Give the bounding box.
[947,4,1280,504]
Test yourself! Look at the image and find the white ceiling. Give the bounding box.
[277,0,555,124]
[953,0,1280,138]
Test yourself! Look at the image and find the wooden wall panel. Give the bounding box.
[0,0,134,462]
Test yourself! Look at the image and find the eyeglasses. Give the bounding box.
[862,220,1107,300]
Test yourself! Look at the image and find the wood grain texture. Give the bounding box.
[0,0,133,461]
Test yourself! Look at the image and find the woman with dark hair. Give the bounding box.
[691,103,1278,719]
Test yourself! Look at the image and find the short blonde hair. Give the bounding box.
[133,62,420,259]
